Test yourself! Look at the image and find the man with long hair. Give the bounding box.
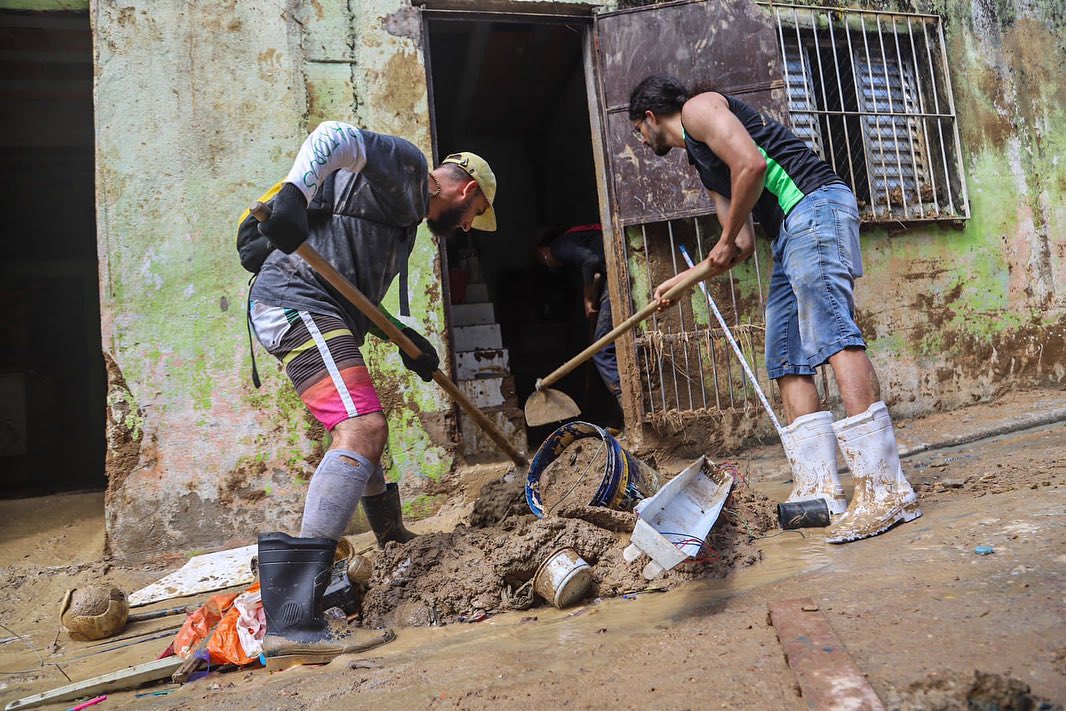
[628,76,920,544]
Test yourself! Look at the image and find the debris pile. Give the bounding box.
[4,457,777,709]
[360,459,777,628]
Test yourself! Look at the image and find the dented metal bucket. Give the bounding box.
[532,547,593,609]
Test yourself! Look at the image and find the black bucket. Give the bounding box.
[778,499,831,529]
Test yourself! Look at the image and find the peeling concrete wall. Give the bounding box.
[91,0,474,560]
[93,0,317,560]
[821,0,1065,416]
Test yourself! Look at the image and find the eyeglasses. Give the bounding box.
[631,119,645,143]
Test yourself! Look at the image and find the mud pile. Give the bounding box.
[359,458,778,628]
[538,439,609,514]
[887,670,1064,711]
[467,476,527,529]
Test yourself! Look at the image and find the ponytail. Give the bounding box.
[628,75,691,120]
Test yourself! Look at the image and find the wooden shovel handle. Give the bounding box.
[249,202,528,467]
[536,265,712,390]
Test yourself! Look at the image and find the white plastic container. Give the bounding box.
[623,456,734,580]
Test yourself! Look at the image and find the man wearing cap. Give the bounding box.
[241,121,497,669]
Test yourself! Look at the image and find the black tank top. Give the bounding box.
[683,94,844,239]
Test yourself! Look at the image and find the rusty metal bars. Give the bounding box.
[631,216,776,421]
[936,16,970,218]
[907,16,940,216]
[694,219,723,410]
[640,224,668,413]
[761,3,967,221]
[891,16,924,218]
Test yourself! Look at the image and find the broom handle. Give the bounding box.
[679,245,783,433]
[535,264,715,391]
[250,203,527,467]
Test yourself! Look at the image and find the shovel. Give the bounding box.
[249,203,527,468]
[524,265,717,427]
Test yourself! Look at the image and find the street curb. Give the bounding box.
[897,406,1066,461]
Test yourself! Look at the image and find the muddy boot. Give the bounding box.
[362,483,417,548]
[258,532,394,671]
[825,402,922,544]
[779,411,847,516]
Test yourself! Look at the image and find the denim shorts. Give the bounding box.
[764,183,866,380]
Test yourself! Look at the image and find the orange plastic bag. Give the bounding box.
[206,582,264,666]
[173,591,239,659]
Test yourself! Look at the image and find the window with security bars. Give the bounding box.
[764,4,969,221]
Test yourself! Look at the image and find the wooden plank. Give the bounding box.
[171,628,216,685]
[768,598,885,711]
[4,657,182,710]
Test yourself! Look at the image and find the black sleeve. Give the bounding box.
[551,239,605,285]
[236,210,275,274]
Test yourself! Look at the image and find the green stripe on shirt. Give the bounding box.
[757,147,806,214]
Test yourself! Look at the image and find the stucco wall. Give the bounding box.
[826,0,1064,415]
[91,0,459,560]
[89,0,1062,559]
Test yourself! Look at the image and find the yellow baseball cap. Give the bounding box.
[443,152,497,232]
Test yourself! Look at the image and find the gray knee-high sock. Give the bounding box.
[299,449,375,540]
[364,464,387,498]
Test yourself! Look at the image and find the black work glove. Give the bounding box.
[399,328,439,382]
[257,183,309,254]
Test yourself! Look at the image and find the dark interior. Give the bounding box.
[426,18,623,445]
[0,11,105,496]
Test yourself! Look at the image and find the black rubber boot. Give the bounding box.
[362,483,417,548]
[258,532,394,670]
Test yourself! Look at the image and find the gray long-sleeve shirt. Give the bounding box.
[249,130,429,343]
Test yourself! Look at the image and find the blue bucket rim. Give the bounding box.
[525,421,622,518]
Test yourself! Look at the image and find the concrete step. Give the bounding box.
[453,323,502,351]
[452,302,496,326]
[465,283,489,303]
[458,375,515,409]
[456,349,510,380]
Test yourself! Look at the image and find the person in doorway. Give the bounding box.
[537,224,624,414]
[237,121,497,668]
[628,76,920,544]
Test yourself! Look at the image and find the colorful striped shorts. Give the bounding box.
[250,302,383,430]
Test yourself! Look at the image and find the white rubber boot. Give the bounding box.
[825,401,922,544]
[779,411,848,515]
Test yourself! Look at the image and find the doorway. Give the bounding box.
[0,10,106,496]
[424,14,622,450]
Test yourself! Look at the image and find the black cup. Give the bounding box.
[778,499,831,529]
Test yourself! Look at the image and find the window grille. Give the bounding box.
[763,4,968,221]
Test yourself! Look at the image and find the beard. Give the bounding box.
[426,204,465,237]
[648,128,672,156]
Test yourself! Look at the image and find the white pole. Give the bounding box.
[679,245,784,433]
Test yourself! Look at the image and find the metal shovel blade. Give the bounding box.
[523,387,581,427]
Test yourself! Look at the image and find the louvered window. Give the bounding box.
[765,4,968,222]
